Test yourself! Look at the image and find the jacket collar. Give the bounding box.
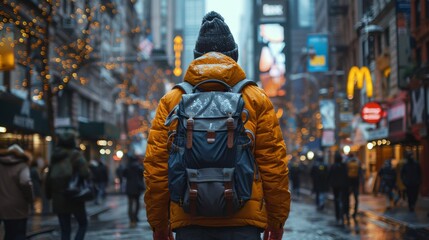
[184,52,246,89]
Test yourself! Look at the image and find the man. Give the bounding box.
[401,152,421,212]
[328,152,348,225]
[378,159,397,210]
[144,11,290,240]
[45,127,90,240]
[123,153,145,228]
[345,153,363,219]
[0,144,34,240]
[288,156,302,199]
[310,155,329,211]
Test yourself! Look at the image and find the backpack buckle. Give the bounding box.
[206,131,216,144]
[189,183,198,216]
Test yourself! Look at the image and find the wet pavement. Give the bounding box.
[25,193,429,240]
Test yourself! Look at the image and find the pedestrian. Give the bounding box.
[328,151,349,225]
[378,159,397,210]
[89,159,101,204]
[30,158,42,214]
[401,152,422,212]
[0,144,34,240]
[346,153,362,218]
[288,156,302,199]
[310,155,329,211]
[395,157,407,205]
[45,127,90,240]
[123,153,145,228]
[115,162,126,193]
[89,159,109,204]
[97,159,109,202]
[144,11,289,240]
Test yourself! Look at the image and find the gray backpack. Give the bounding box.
[165,79,258,217]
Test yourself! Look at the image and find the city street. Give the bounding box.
[2,1,429,240]
[26,192,429,240]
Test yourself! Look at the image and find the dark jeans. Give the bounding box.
[1,218,27,240]
[406,185,419,211]
[175,226,262,240]
[332,187,349,221]
[57,209,88,240]
[127,194,141,222]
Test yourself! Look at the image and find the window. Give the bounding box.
[426,42,429,64]
[62,0,75,15]
[298,0,314,28]
[57,90,72,118]
[384,27,390,47]
[416,47,422,67]
[377,34,382,55]
[416,0,421,27]
[79,97,90,121]
[426,0,429,20]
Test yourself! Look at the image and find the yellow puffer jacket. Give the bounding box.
[144,52,290,231]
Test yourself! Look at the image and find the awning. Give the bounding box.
[0,92,50,135]
[78,121,120,140]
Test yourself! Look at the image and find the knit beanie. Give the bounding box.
[194,11,238,62]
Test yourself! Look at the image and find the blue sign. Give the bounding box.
[307,34,329,72]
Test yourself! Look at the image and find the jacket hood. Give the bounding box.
[0,149,29,165]
[184,52,246,90]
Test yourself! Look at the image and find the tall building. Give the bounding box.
[0,1,51,159]
[409,0,429,196]
[182,0,206,70]
[238,1,255,81]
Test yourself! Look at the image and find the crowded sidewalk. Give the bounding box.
[0,200,111,239]
[299,188,429,230]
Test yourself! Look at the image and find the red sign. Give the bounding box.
[361,102,384,124]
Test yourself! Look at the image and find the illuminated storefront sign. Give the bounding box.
[173,35,183,77]
[347,66,373,99]
[361,102,384,124]
[260,0,286,22]
[0,24,15,71]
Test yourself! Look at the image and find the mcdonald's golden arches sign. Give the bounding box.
[347,66,373,100]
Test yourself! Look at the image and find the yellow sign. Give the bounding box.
[0,25,15,71]
[347,66,373,99]
[173,36,183,77]
[309,55,326,66]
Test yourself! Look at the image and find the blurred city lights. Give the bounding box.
[307,151,314,160]
[343,145,351,154]
[115,150,124,159]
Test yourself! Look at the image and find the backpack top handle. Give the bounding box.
[192,79,232,93]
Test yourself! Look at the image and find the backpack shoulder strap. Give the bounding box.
[173,82,193,94]
[232,79,257,93]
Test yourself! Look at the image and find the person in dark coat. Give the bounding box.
[378,159,397,210]
[30,159,42,214]
[288,157,302,199]
[311,155,329,211]
[401,153,422,212]
[345,153,363,218]
[328,152,349,225]
[0,144,34,240]
[45,128,90,240]
[123,154,145,228]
